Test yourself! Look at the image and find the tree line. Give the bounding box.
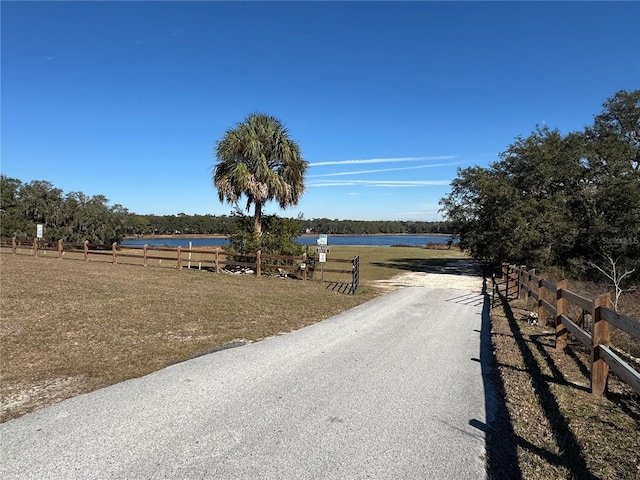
[0,177,450,243]
[0,178,133,245]
[439,89,639,286]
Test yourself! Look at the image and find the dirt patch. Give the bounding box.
[2,377,87,420]
[373,271,484,291]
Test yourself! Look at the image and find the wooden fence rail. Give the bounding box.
[1,237,360,294]
[498,263,640,396]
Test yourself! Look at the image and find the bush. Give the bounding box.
[225,213,305,268]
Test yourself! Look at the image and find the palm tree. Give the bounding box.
[213,113,308,235]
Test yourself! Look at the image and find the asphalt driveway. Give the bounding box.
[1,286,489,479]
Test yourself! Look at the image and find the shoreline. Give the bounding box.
[125,232,453,240]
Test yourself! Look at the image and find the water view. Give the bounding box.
[120,235,453,248]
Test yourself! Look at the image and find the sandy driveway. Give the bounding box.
[372,260,485,292]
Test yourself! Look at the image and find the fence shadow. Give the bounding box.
[324,281,355,294]
[489,286,600,479]
[475,279,522,479]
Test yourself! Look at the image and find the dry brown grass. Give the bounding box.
[487,283,640,480]
[0,253,375,421]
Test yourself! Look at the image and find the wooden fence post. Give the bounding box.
[33,238,38,257]
[592,293,612,395]
[518,266,527,300]
[511,265,518,299]
[143,244,148,267]
[215,249,220,273]
[256,250,261,277]
[12,236,17,254]
[538,278,546,324]
[58,239,63,259]
[505,265,510,299]
[528,268,536,306]
[555,279,569,350]
[112,242,117,264]
[83,241,89,261]
[177,247,182,269]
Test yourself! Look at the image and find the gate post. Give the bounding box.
[351,255,360,294]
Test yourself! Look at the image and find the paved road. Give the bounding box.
[1,287,489,479]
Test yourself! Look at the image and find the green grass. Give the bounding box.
[313,245,469,282]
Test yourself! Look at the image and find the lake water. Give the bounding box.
[120,234,453,248]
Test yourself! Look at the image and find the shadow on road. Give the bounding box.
[472,278,522,479]
[370,258,483,276]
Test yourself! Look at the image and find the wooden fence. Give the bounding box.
[1,237,360,294]
[496,263,640,397]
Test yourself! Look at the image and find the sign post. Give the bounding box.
[316,235,329,284]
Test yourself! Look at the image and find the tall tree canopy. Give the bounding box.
[213,113,308,235]
[0,176,133,244]
[440,90,640,281]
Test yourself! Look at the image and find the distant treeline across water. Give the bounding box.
[134,215,453,237]
[120,234,454,248]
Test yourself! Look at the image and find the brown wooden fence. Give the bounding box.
[1,237,360,294]
[496,263,640,397]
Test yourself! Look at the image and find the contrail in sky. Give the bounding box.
[307,162,462,178]
[308,156,456,166]
[308,180,451,187]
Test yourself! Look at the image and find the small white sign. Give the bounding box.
[319,252,327,263]
[37,224,44,239]
[317,234,328,246]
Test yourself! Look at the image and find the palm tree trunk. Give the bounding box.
[253,202,263,236]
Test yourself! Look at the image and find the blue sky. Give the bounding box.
[2,1,639,221]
